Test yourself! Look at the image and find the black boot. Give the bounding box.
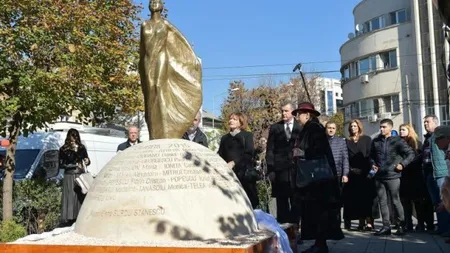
[394,225,406,236]
[374,227,392,236]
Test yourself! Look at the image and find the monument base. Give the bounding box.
[2,230,278,253]
[2,224,297,253]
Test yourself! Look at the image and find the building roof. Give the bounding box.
[202,109,221,121]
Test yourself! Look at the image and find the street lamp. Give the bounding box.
[212,87,240,128]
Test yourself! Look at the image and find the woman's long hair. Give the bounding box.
[62,128,83,150]
[399,123,419,151]
[348,119,363,142]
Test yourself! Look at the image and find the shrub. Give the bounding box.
[0,179,62,235]
[0,220,27,242]
[256,180,272,212]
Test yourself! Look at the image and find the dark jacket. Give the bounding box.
[217,130,258,208]
[182,129,208,147]
[328,136,349,178]
[117,139,141,152]
[370,135,415,180]
[218,130,254,178]
[266,119,301,197]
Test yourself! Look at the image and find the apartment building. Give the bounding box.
[315,77,344,116]
[340,0,449,137]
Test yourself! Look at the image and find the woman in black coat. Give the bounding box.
[343,119,379,231]
[218,112,259,209]
[59,128,90,226]
[399,123,434,231]
[293,102,344,253]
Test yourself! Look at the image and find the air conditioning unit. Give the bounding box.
[360,74,369,84]
[379,112,392,119]
[368,114,378,123]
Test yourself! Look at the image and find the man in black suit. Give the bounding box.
[266,101,301,224]
[117,126,141,152]
[182,111,208,147]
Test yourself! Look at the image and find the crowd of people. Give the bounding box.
[56,99,450,253]
[241,101,450,253]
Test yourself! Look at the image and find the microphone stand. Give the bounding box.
[292,63,312,103]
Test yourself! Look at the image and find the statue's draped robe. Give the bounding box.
[139,18,202,139]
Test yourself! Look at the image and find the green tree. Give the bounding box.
[0,1,142,220]
[220,75,321,144]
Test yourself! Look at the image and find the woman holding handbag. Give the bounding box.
[293,102,343,253]
[59,128,90,227]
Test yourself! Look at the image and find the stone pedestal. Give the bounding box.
[75,139,257,242]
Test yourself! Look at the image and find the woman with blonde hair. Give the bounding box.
[343,119,379,231]
[399,123,434,231]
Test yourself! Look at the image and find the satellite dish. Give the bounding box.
[348,33,355,39]
[355,24,364,32]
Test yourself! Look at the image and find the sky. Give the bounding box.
[136,0,362,117]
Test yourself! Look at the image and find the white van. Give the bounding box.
[0,123,126,181]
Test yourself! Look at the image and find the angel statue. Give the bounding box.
[139,0,202,139]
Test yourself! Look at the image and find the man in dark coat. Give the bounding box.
[117,126,141,152]
[182,111,208,147]
[266,101,301,224]
[370,119,415,236]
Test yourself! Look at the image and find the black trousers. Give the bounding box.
[401,196,434,229]
[276,195,300,224]
[376,178,405,228]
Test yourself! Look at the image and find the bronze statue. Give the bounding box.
[139,0,202,139]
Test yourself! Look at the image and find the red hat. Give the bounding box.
[292,102,320,117]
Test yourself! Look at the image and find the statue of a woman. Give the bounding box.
[139,0,202,139]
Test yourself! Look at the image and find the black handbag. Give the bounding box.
[239,135,261,183]
[295,155,334,188]
[294,121,335,188]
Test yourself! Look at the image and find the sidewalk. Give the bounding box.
[297,221,450,253]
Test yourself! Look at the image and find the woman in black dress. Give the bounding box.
[343,119,378,231]
[59,128,90,226]
[218,112,259,208]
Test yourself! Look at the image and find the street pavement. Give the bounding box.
[297,220,450,253]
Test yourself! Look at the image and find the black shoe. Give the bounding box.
[394,226,405,236]
[374,227,392,236]
[344,220,351,230]
[301,245,329,253]
[415,224,425,232]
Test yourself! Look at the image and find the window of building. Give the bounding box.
[380,50,398,69]
[370,55,377,72]
[359,57,370,75]
[392,94,400,112]
[359,100,373,117]
[370,17,382,30]
[345,105,351,119]
[336,99,343,108]
[335,92,339,97]
[327,91,334,115]
[383,97,392,112]
[373,99,380,114]
[390,9,408,25]
[383,94,400,113]
[343,66,350,80]
[353,62,359,77]
[351,103,359,119]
